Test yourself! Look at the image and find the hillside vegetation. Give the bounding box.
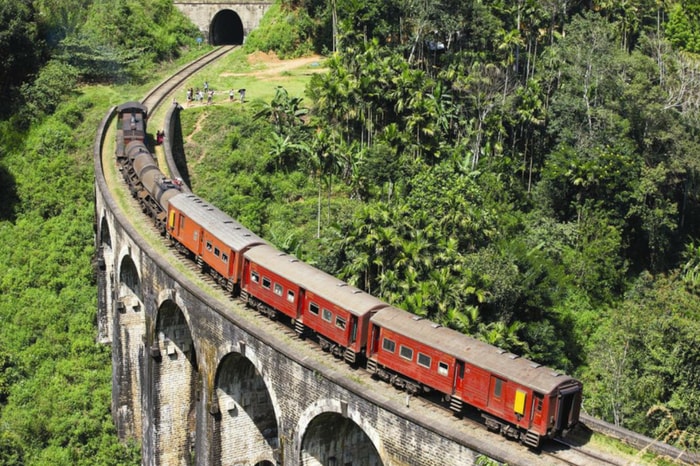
[0,0,699,463]
[192,0,700,452]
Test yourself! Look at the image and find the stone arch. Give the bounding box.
[296,399,385,466]
[96,215,113,344]
[152,298,199,465]
[118,254,142,307]
[212,351,278,465]
[113,251,146,441]
[210,9,244,45]
[99,214,112,250]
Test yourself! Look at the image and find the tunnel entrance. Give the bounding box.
[210,9,244,45]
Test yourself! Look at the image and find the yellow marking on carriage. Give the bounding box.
[514,389,527,415]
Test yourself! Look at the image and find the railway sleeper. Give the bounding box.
[196,256,208,273]
[210,270,228,290]
[171,239,191,257]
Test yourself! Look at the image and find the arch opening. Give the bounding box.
[301,413,383,466]
[118,255,141,305]
[210,9,244,45]
[100,216,112,250]
[153,300,199,464]
[214,353,278,463]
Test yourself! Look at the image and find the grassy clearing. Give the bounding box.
[172,47,325,107]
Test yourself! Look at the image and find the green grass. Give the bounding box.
[173,47,324,107]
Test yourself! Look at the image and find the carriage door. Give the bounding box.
[369,324,380,355]
[349,316,358,344]
[453,360,465,393]
[555,385,581,431]
[531,393,544,428]
[488,376,507,415]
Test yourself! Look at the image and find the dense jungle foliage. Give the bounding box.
[1,0,700,463]
[0,0,198,463]
[207,0,700,451]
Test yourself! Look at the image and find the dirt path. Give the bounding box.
[222,51,324,78]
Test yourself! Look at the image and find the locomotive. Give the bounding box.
[114,102,582,448]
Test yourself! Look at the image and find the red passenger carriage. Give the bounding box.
[367,307,582,447]
[241,244,388,364]
[241,243,305,321]
[167,193,266,292]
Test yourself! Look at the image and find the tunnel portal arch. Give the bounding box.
[210,9,244,45]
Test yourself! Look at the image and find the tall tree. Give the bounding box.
[0,0,43,116]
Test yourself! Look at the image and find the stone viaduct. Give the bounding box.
[94,100,556,465]
[173,1,273,45]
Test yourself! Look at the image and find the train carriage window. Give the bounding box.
[335,316,346,330]
[180,216,185,229]
[251,271,259,283]
[322,308,332,322]
[309,302,319,315]
[438,361,449,376]
[382,338,396,353]
[206,241,212,251]
[287,290,295,303]
[273,283,283,296]
[494,378,503,399]
[214,247,220,257]
[262,277,271,289]
[535,396,543,412]
[400,345,414,361]
[417,353,431,368]
[222,253,228,263]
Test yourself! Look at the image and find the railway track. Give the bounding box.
[101,47,700,466]
[141,45,235,112]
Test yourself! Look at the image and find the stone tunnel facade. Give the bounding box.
[173,1,273,45]
[94,106,532,465]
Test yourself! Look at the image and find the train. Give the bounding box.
[114,101,583,448]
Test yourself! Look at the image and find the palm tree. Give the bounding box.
[478,320,529,354]
[254,86,308,135]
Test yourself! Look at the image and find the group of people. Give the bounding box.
[186,87,214,105]
[185,81,247,106]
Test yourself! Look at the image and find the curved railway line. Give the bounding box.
[141,45,235,112]
[98,46,700,466]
